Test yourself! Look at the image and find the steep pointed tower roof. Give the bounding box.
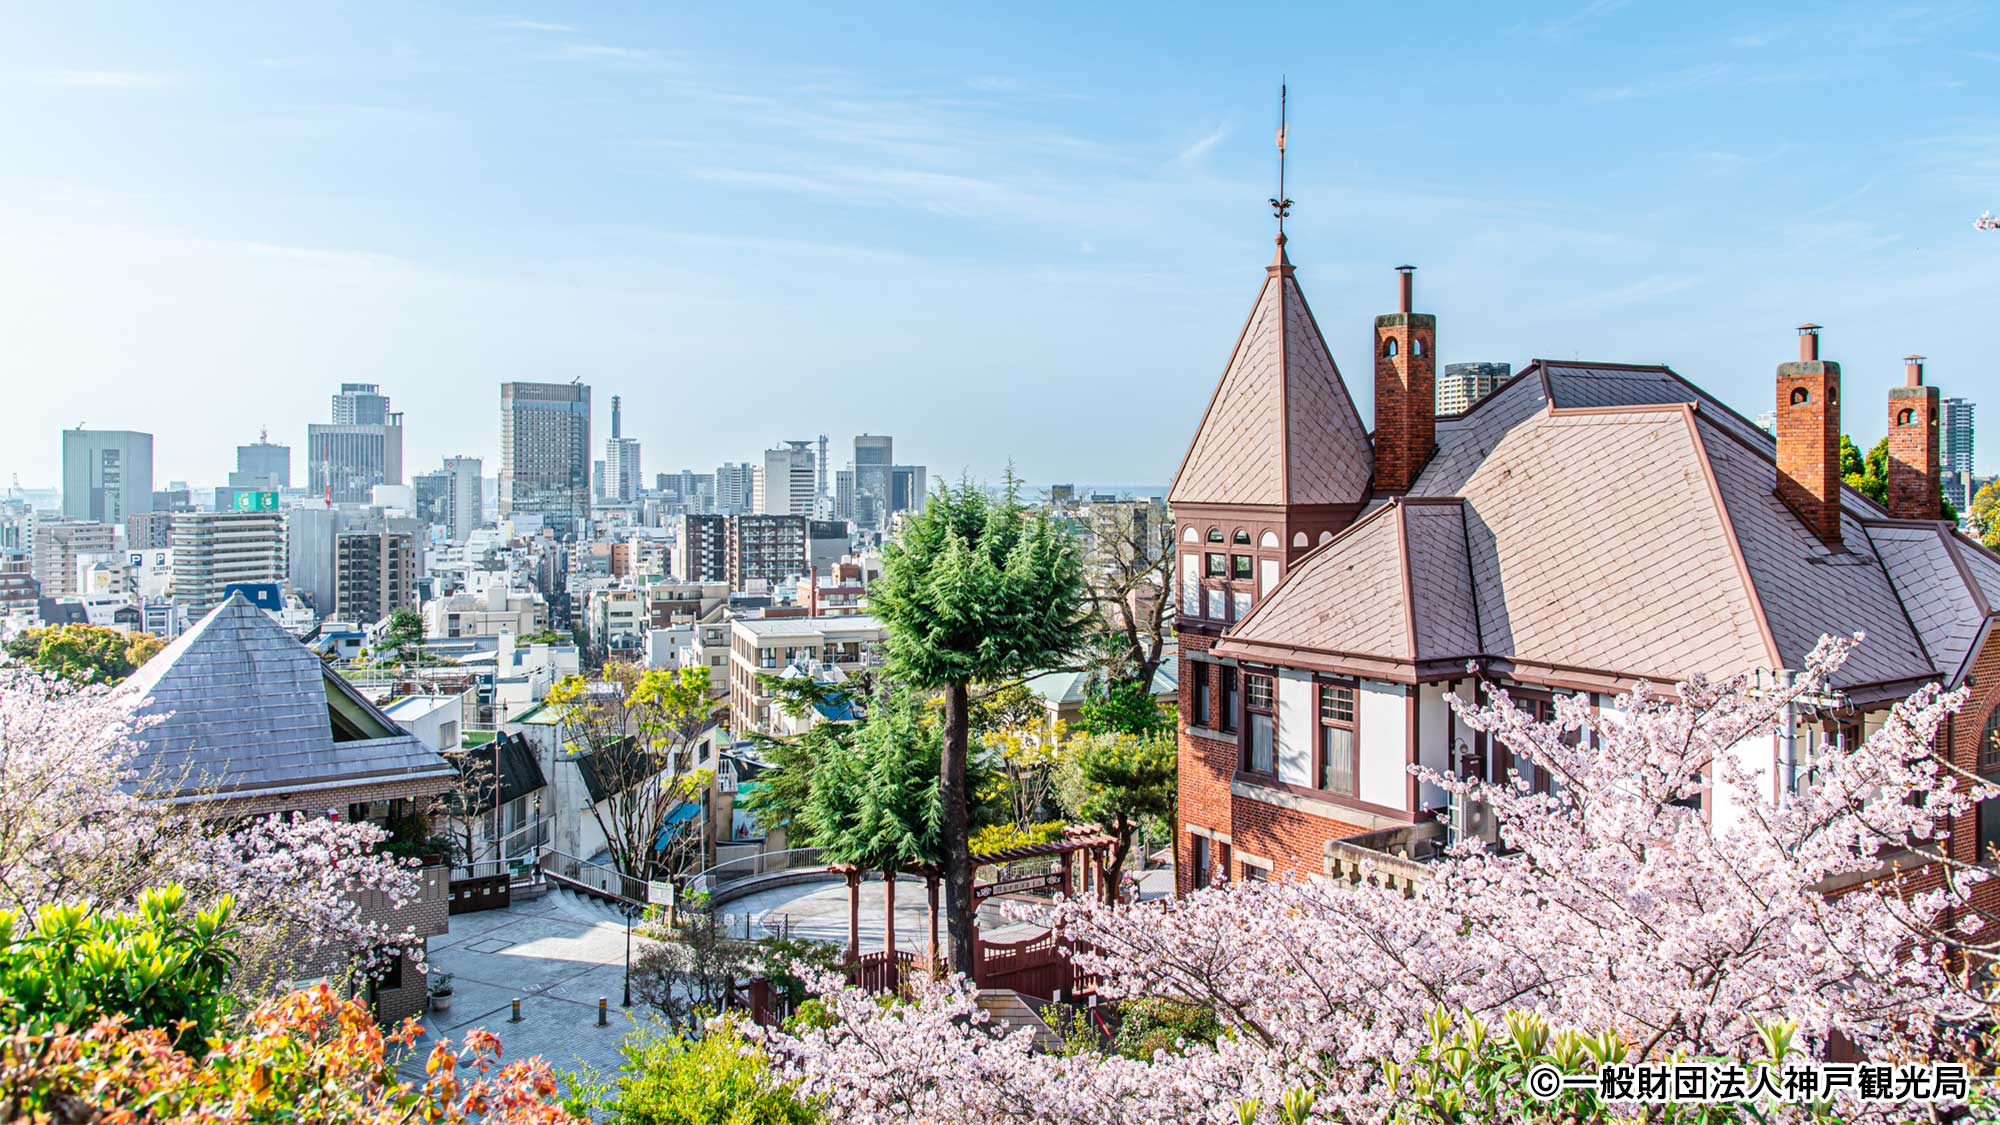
[1167,236,1374,507]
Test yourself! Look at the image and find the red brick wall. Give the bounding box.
[1372,312,1436,495]
[1775,360,1843,548]
[1886,384,1941,520]
[1228,792,1368,882]
[1177,635,1231,895]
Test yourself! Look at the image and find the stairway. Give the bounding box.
[548,884,640,928]
[975,990,1063,1054]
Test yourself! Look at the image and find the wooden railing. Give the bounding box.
[847,949,917,993]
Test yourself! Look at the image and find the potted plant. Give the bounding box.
[429,972,454,1013]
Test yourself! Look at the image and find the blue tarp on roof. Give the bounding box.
[653,801,702,851]
[812,694,860,722]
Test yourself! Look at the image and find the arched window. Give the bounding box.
[1207,527,1223,542]
[1182,526,1199,543]
[1898,409,1915,426]
[1317,531,1334,545]
[1790,387,1810,405]
[1232,529,1251,544]
[1982,708,2000,771]
[1383,338,1399,358]
[1259,530,1280,548]
[1292,531,1308,547]
[1413,338,1426,357]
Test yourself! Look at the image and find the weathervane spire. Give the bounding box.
[1269,79,1292,242]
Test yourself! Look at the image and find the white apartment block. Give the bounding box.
[169,511,286,615]
[726,614,884,735]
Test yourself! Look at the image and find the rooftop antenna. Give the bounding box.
[1268,79,1292,239]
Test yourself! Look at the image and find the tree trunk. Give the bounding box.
[1104,813,1132,905]
[941,681,975,975]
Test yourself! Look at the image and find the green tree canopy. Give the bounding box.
[1840,434,1958,521]
[802,691,945,873]
[3,624,164,684]
[869,475,1090,971]
[1054,731,1177,902]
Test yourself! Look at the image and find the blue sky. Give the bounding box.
[2,2,1995,491]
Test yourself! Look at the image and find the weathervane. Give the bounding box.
[1269,80,1292,236]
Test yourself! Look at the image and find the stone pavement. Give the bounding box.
[729,873,1047,951]
[396,890,648,1084]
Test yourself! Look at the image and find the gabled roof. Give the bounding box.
[124,594,453,801]
[1221,355,1999,696]
[449,732,549,815]
[1168,240,1372,508]
[1220,499,1480,672]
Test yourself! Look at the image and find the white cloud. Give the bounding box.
[1175,124,1231,165]
[557,43,659,62]
[499,18,574,32]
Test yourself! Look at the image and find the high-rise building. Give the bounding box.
[890,465,928,517]
[726,514,808,591]
[231,430,292,491]
[678,513,729,583]
[1941,396,1975,476]
[603,395,643,503]
[759,442,817,517]
[30,517,116,598]
[331,383,391,425]
[333,529,417,624]
[61,429,154,524]
[853,434,893,528]
[413,456,484,542]
[715,462,754,514]
[0,556,37,614]
[834,469,855,520]
[127,510,175,551]
[1436,362,1511,416]
[169,510,286,615]
[308,387,404,504]
[499,382,591,531]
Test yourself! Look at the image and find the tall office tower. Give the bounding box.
[592,460,607,502]
[30,517,116,598]
[759,442,817,517]
[834,470,855,521]
[331,383,391,425]
[1436,362,1511,416]
[678,513,729,582]
[603,395,643,503]
[309,384,404,504]
[1942,396,1975,476]
[333,529,417,624]
[127,510,175,551]
[714,462,755,515]
[414,456,484,541]
[61,429,154,523]
[853,434,893,529]
[890,465,928,517]
[499,381,592,531]
[816,434,830,501]
[169,510,286,615]
[230,429,292,490]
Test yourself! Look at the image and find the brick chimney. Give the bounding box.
[1887,354,1941,520]
[1373,266,1436,494]
[1775,324,1843,550]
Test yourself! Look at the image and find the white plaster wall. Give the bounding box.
[1417,682,1452,812]
[1359,680,1408,810]
[1276,670,1313,787]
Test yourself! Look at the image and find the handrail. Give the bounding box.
[685,847,826,899]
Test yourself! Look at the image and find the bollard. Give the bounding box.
[510,998,522,1023]
[597,997,608,1027]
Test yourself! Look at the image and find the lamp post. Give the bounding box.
[622,903,633,1007]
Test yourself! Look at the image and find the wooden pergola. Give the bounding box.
[835,825,1118,994]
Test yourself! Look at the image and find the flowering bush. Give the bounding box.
[0,664,426,999]
[0,983,579,1125]
[764,636,1997,1123]
[563,1017,818,1125]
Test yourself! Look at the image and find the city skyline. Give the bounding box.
[2,2,1996,490]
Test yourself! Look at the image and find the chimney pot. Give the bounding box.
[1395,265,1415,314]
[1796,323,1821,362]
[1903,355,1925,386]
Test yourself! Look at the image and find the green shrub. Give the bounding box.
[1112,996,1224,1060]
[563,1017,819,1125]
[0,884,237,1046]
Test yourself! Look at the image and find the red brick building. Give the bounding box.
[1169,233,1998,902]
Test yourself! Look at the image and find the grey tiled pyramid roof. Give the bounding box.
[123,594,453,801]
[1168,242,1373,508]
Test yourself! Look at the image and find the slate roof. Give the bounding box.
[449,732,548,815]
[1213,357,2000,697]
[1168,241,1373,508]
[123,594,454,800]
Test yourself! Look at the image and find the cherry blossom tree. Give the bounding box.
[0,663,426,1002]
[764,635,1996,1123]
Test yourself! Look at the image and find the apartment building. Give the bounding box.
[169,511,286,616]
[726,614,883,734]
[333,529,417,625]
